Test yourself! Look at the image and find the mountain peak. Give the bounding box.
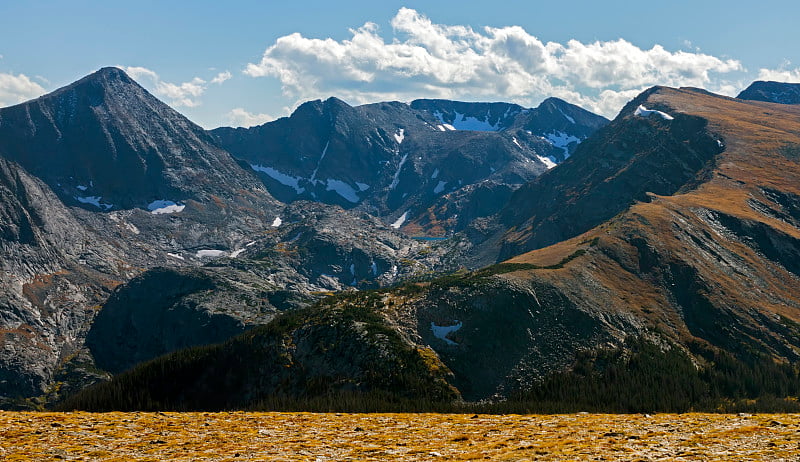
[323,96,351,107]
[737,80,800,104]
[539,96,568,107]
[45,66,139,100]
[91,66,131,79]
[0,68,275,210]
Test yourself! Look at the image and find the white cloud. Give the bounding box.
[123,66,231,108]
[226,107,275,127]
[0,72,47,107]
[757,67,800,83]
[244,8,744,118]
[211,71,232,85]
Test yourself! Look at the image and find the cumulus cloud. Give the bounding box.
[211,71,232,85]
[0,72,47,107]
[244,8,744,118]
[757,66,800,83]
[124,66,231,108]
[226,107,275,127]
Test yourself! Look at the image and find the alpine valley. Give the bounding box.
[2,68,800,413]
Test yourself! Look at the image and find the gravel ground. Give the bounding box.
[1,411,799,461]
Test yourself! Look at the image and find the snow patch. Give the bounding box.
[545,131,581,157]
[537,155,558,169]
[148,200,185,215]
[166,252,184,260]
[371,260,378,276]
[229,248,246,258]
[391,211,408,229]
[196,249,226,258]
[151,204,185,214]
[325,179,360,203]
[389,154,409,190]
[309,141,330,184]
[512,137,523,149]
[271,216,282,227]
[433,181,447,194]
[431,321,462,345]
[634,105,674,121]
[451,111,500,131]
[251,165,305,194]
[125,223,140,235]
[557,107,576,124]
[76,196,113,210]
[394,128,405,144]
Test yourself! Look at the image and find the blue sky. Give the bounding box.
[1,1,799,128]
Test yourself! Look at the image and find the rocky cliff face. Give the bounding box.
[83,198,450,379]
[738,81,800,104]
[0,157,125,405]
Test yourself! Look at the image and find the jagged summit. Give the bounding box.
[0,67,276,211]
[737,80,800,104]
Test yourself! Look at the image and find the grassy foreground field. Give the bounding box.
[1,412,799,461]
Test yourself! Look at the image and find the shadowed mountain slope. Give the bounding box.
[738,81,800,104]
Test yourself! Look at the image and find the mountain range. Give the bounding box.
[2,70,800,412]
[211,94,607,236]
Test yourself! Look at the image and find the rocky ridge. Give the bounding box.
[738,80,800,104]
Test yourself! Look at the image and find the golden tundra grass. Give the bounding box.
[1,412,799,461]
